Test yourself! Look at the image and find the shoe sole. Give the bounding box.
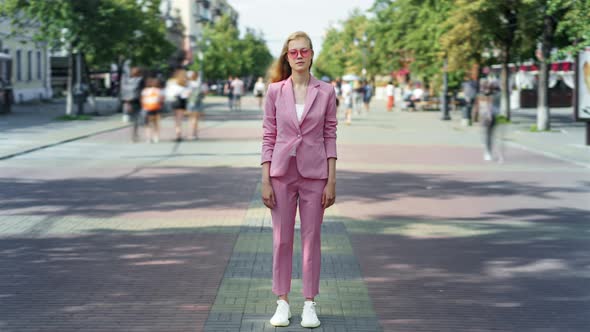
[270,321,290,327]
[270,312,291,327]
[301,321,321,328]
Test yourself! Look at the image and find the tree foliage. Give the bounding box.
[0,0,175,69]
[194,16,273,80]
[314,10,371,80]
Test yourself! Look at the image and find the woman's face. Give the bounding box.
[286,37,313,73]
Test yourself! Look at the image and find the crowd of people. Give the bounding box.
[330,78,373,125]
[120,67,206,143]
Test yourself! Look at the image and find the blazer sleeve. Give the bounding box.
[324,88,338,159]
[261,84,277,164]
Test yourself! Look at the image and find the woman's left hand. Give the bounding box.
[322,181,336,209]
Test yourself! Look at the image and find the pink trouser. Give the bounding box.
[270,157,327,298]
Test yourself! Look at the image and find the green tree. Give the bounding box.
[529,0,589,131]
[314,27,347,79]
[0,0,174,113]
[194,17,272,81]
[237,28,273,78]
[314,10,372,80]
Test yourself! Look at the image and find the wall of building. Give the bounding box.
[0,19,52,103]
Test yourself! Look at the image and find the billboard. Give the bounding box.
[575,47,590,121]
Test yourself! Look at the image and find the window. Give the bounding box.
[37,51,42,79]
[27,50,32,81]
[16,50,21,81]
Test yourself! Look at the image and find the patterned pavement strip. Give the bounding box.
[204,183,382,332]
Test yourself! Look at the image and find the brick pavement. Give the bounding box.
[0,95,589,332]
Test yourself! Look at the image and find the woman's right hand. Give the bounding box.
[261,181,276,209]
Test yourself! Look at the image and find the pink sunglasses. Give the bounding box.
[287,48,312,59]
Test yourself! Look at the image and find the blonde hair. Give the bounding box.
[269,31,313,83]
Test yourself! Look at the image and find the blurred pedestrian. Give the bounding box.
[166,69,190,142]
[480,80,503,162]
[352,79,363,115]
[231,76,245,111]
[141,78,164,143]
[224,76,234,110]
[120,67,144,141]
[363,80,373,113]
[386,80,395,112]
[342,80,353,125]
[262,31,337,329]
[254,77,266,109]
[331,79,341,113]
[461,76,477,126]
[187,71,204,140]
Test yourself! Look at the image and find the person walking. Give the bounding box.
[363,80,373,113]
[352,79,363,115]
[120,67,144,141]
[231,76,245,111]
[461,76,478,126]
[342,80,353,125]
[480,80,503,162]
[261,31,337,328]
[165,69,190,142]
[224,76,234,110]
[141,78,164,143]
[254,77,266,109]
[385,80,395,112]
[187,71,204,140]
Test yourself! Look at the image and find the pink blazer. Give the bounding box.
[261,76,338,179]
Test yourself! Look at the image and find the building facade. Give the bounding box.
[163,0,238,65]
[0,19,52,103]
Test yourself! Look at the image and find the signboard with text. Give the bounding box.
[575,47,590,121]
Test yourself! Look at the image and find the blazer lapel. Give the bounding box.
[300,76,320,124]
[282,78,300,129]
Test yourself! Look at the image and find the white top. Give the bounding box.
[254,81,265,94]
[341,83,353,104]
[231,79,244,95]
[295,104,305,122]
[385,84,395,97]
[165,80,190,101]
[291,103,305,156]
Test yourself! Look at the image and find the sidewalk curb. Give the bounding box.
[0,122,131,161]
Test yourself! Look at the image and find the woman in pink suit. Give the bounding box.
[261,31,337,328]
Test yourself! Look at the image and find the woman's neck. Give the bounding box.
[291,71,310,87]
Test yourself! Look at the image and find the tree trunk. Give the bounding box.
[65,50,73,115]
[501,47,511,120]
[537,14,556,131]
[537,59,550,130]
[82,53,97,114]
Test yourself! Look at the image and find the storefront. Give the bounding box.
[515,61,574,108]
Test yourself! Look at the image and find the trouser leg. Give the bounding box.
[298,176,326,299]
[270,160,298,296]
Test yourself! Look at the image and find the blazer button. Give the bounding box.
[297,134,301,138]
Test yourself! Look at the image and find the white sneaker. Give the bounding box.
[122,114,130,123]
[270,300,291,327]
[301,301,320,328]
[484,152,493,161]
